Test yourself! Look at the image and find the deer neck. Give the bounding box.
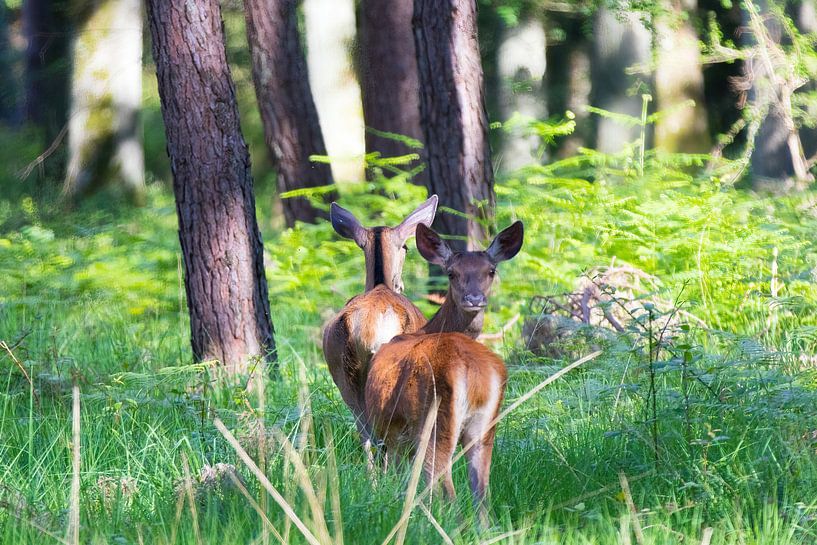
[364,227,392,292]
[420,295,484,339]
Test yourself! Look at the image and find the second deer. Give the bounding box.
[365,221,523,525]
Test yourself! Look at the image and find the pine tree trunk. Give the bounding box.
[0,2,16,124]
[22,0,71,164]
[358,0,425,184]
[64,0,145,203]
[590,8,651,153]
[413,0,495,251]
[243,0,336,226]
[147,0,276,373]
[654,0,710,152]
[496,17,547,171]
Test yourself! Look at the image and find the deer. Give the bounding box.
[322,195,438,466]
[364,220,524,526]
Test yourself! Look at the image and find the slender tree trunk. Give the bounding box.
[358,0,426,184]
[743,1,811,189]
[64,0,145,203]
[22,0,71,168]
[0,2,17,124]
[654,0,710,152]
[243,0,336,226]
[147,0,276,372]
[590,8,652,153]
[413,0,495,251]
[303,0,364,182]
[496,17,547,171]
[546,13,592,158]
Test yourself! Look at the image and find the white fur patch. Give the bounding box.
[370,306,401,353]
[463,373,502,444]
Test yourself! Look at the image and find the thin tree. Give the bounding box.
[654,0,710,153]
[590,8,651,152]
[0,1,16,124]
[413,0,495,250]
[64,0,145,203]
[147,0,276,372]
[358,0,426,183]
[243,0,336,226]
[22,0,71,172]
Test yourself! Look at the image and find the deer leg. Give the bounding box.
[461,420,498,529]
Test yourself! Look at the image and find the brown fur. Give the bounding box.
[363,221,523,524]
[365,332,506,522]
[322,196,437,461]
[323,285,426,439]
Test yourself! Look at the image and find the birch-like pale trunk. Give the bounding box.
[64,0,144,202]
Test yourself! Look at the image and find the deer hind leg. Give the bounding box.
[461,378,503,527]
[461,420,497,528]
[421,399,460,501]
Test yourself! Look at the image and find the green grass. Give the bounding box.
[2,154,817,544]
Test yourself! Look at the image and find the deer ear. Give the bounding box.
[330,203,367,247]
[486,221,524,263]
[416,223,453,267]
[396,195,438,243]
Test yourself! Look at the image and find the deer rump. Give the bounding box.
[323,285,426,415]
[365,332,507,483]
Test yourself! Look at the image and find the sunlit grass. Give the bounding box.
[1,170,817,543]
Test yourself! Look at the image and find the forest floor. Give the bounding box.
[2,170,817,544]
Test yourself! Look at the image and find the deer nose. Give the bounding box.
[463,293,487,308]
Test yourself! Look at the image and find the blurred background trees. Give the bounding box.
[3,0,816,206]
[2,0,817,368]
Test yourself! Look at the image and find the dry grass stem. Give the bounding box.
[618,472,644,545]
[181,454,203,545]
[66,384,80,545]
[228,472,286,545]
[214,418,323,545]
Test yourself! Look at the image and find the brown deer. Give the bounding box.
[322,196,438,464]
[365,221,523,525]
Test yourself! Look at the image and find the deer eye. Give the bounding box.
[489,268,496,277]
[447,271,455,279]
[402,244,408,251]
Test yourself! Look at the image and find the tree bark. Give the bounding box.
[147,0,276,372]
[590,8,652,153]
[22,0,71,165]
[243,0,336,226]
[358,0,426,184]
[654,0,710,153]
[64,0,145,203]
[413,0,495,251]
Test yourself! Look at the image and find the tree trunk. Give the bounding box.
[22,0,71,167]
[742,1,811,189]
[413,0,495,251]
[303,0,364,182]
[147,0,276,372]
[64,0,145,203]
[590,8,652,153]
[654,0,710,152]
[546,13,592,158]
[0,2,17,124]
[496,17,547,171]
[243,0,336,226]
[358,0,426,184]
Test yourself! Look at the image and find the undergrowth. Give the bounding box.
[1,121,817,543]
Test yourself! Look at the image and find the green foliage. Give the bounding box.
[2,105,817,542]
